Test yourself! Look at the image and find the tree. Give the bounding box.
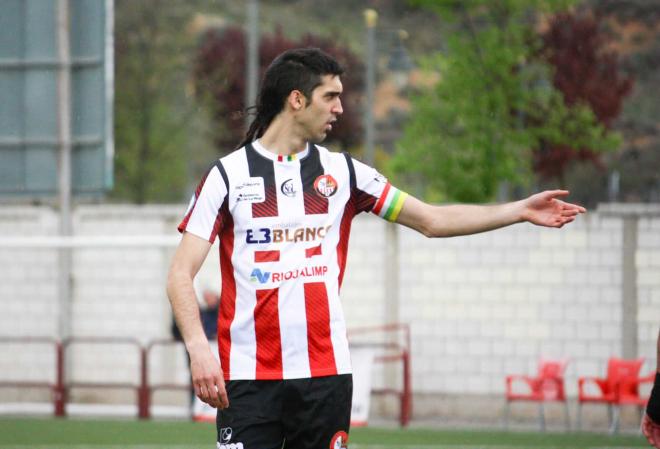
[389,0,620,203]
[534,11,633,183]
[113,0,212,203]
[193,26,364,155]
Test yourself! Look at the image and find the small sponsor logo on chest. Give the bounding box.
[234,177,265,203]
[250,266,328,284]
[280,178,297,197]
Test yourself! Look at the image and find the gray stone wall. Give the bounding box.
[0,204,658,424]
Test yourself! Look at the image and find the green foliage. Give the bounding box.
[390,0,619,202]
[112,0,214,204]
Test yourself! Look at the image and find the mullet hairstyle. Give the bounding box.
[236,47,344,149]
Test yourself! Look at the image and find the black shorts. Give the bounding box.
[216,374,352,449]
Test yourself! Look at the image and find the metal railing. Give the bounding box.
[0,323,412,426]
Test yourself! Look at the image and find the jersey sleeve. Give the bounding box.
[177,163,228,243]
[352,158,409,222]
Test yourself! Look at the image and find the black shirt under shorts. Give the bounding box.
[216,374,352,449]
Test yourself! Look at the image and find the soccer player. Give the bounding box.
[167,48,586,449]
[643,329,660,448]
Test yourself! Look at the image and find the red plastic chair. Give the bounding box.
[577,357,648,433]
[504,358,570,431]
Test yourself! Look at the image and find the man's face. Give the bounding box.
[296,74,343,143]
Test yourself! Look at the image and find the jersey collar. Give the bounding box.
[251,139,310,163]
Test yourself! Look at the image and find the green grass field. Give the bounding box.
[0,418,651,449]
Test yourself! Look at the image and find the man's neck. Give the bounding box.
[259,115,307,155]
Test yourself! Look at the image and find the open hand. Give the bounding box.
[522,190,586,228]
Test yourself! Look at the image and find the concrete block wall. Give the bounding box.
[71,205,180,341]
[396,214,633,398]
[639,216,660,342]
[0,204,658,418]
[0,208,59,339]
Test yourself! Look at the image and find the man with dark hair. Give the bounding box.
[643,329,660,448]
[167,47,586,449]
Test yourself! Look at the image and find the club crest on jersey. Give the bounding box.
[280,178,296,197]
[329,430,349,449]
[314,174,338,198]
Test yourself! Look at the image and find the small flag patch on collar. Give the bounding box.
[277,153,297,162]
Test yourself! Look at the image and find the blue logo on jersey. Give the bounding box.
[250,268,270,284]
[246,228,271,244]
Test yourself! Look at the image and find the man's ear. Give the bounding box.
[288,90,307,111]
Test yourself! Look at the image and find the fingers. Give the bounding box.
[554,199,587,214]
[189,349,228,409]
[195,375,229,409]
[560,216,575,226]
[195,380,219,408]
[559,208,580,218]
[565,204,587,214]
[553,217,575,228]
[218,381,229,409]
[193,370,228,409]
[538,190,570,201]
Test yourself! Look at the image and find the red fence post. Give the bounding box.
[138,346,150,419]
[401,349,412,427]
[54,341,66,417]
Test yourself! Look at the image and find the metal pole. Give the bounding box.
[384,220,401,411]
[245,0,259,131]
[622,216,638,359]
[384,223,399,324]
[56,0,73,341]
[364,9,377,167]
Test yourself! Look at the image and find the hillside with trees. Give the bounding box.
[111,0,660,206]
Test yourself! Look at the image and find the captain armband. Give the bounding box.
[372,183,409,223]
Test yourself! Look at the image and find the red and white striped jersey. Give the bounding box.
[178,140,408,380]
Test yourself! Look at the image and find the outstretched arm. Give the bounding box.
[643,328,660,448]
[167,232,228,409]
[395,190,586,238]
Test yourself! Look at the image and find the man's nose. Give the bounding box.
[333,99,343,115]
